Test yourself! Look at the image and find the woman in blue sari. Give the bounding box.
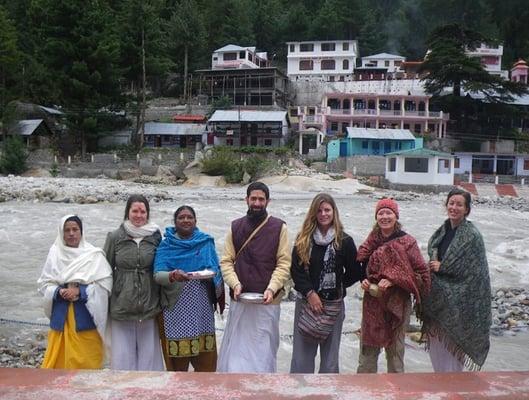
[154,205,224,371]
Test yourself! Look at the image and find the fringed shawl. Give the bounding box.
[358,230,429,348]
[422,219,491,370]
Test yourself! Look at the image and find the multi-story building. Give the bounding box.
[196,44,289,108]
[286,40,358,82]
[300,92,449,139]
[211,44,270,70]
[466,43,508,79]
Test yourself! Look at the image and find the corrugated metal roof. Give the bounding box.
[214,44,256,53]
[385,148,453,157]
[39,105,64,115]
[209,110,287,122]
[144,122,206,136]
[362,53,405,60]
[13,119,45,136]
[346,127,415,140]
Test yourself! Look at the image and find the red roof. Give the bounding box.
[172,114,207,122]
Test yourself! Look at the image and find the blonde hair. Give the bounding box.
[295,193,344,267]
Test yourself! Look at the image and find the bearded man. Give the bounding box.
[217,181,291,373]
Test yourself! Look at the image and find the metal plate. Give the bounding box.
[187,269,216,280]
[239,292,264,304]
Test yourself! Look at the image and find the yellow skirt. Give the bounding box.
[41,303,103,369]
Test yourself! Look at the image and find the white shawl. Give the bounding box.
[37,215,113,347]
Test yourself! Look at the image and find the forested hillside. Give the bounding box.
[1,0,528,150]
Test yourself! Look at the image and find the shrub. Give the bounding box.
[201,148,235,176]
[0,136,28,174]
[49,161,60,177]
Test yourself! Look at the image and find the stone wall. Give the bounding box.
[327,155,385,176]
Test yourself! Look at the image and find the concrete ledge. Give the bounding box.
[1,368,529,399]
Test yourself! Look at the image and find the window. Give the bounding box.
[396,142,402,150]
[372,141,380,154]
[223,52,237,61]
[300,43,314,52]
[385,60,390,67]
[343,59,349,70]
[299,60,314,70]
[438,159,451,173]
[264,139,272,146]
[455,157,460,169]
[248,53,253,62]
[226,138,234,146]
[330,122,338,131]
[524,159,529,170]
[362,141,368,149]
[321,59,336,70]
[239,51,246,59]
[414,124,421,133]
[343,42,349,51]
[321,42,336,51]
[290,107,298,117]
[389,158,396,172]
[329,76,335,82]
[404,157,428,173]
[395,61,402,67]
[289,44,295,53]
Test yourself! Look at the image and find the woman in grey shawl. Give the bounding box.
[421,188,491,371]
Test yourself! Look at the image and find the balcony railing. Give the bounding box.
[321,107,448,120]
[329,108,351,115]
[302,115,323,124]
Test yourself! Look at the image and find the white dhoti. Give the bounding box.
[217,301,280,373]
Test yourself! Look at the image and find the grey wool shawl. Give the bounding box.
[422,219,491,370]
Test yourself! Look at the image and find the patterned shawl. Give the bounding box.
[422,219,491,370]
[358,230,429,348]
[154,226,223,309]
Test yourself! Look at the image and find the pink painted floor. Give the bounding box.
[1,368,529,399]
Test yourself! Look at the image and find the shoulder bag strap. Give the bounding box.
[235,215,271,260]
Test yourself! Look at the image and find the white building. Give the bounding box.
[360,53,405,73]
[385,148,454,186]
[466,43,508,79]
[453,152,529,177]
[211,44,270,70]
[286,40,358,82]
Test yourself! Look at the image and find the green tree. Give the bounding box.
[421,24,526,101]
[167,0,207,100]
[421,23,528,137]
[0,135,27,174]
[116,0,172,148]
[29,0,124,156]
[0,6,21,121]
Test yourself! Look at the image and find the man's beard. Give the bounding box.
[247,207,267,220]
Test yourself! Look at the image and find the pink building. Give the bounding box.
[298,93,449,139]
[511,59,528,84]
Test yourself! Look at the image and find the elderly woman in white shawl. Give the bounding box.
[37,215,112,369]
